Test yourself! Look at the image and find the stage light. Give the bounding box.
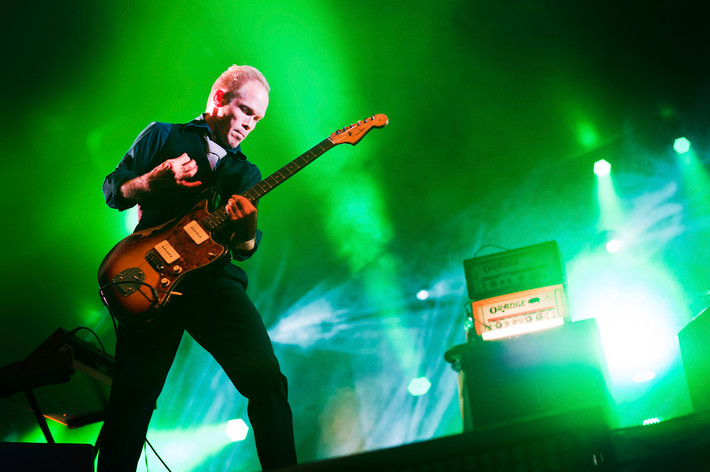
[605,239,621,253]
[407,377,431,396]
[225,419,249,442]
[673,137,691,154]
[416,290,430,301]
[594,159,611,177]
[642,417,661,426]
[566,252,688,426]
[632,371,656,383]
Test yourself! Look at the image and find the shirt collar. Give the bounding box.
[186,114,247,160]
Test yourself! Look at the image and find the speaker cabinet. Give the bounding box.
[679,307,710,413]
[452,318,614,430]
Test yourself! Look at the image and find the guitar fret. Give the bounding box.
[243,139,333,202]
[201,209,228,231]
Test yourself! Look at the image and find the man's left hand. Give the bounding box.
[226,195,257,246]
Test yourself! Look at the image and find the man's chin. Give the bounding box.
[229,139,243,148]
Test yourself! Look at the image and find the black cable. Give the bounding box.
[472,243,510,259]
[98,280,164,307]
[98,280,181,323]
[97,285,121,337]
[146,437,172,471]
[68,326,111,363]
[109,309,119,338]
[98,279,177,333]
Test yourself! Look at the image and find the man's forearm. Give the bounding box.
[119,174,153,206]
[119,154,203,207]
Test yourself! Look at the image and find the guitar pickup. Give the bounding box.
[146,241,180,273]
[145,249,166,272]
[155,240,180,263]
[183,220,209,244]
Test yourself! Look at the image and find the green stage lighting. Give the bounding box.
[416,290,430,301]
[567,251,689,426]
[632,371,656,383]
[594,159,611,177]
[605,239,621,253]
[407,377,431,396]
[225,419,249,442]
[673,137,691,154]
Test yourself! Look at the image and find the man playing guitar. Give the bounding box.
[98,65,297,471]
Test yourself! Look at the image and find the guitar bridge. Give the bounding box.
[112,268,146,297]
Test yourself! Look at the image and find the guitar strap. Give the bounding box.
[210,159,229,209]
[201,133,229,211]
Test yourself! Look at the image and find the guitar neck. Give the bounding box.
[199,113,388,233]
[244,137,335,202]
[200,137,335,232]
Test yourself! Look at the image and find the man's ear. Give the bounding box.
[213,89,225,107]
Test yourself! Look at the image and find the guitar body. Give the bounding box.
[98,198,229,327]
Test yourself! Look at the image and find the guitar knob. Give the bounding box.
[173,265,182,274]
[161,278,170,287]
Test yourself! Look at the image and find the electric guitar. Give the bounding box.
[98,114,388,327]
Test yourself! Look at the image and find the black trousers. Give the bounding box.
[97,264,297,471]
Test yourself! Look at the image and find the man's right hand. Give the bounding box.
[148,153,202,190]
[119,153,202,205]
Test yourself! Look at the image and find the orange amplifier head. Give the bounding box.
[468,284,569,341]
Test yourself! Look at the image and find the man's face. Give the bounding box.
[212,80,269,149]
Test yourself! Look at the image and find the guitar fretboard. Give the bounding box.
[200,137,335,231]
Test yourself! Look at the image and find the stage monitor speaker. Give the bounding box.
[446,318,614,430]
[678,307,710,413]
[0,443,94,472]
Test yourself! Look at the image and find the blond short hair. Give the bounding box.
[208,64,270,107]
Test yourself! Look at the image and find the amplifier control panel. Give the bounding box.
[469,284,568,341]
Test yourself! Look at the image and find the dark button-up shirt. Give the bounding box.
[102,116,262,262]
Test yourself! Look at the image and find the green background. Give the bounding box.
[1,1,709,470]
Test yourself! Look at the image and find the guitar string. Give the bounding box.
[110,139,334,305]
[150,144,329,250]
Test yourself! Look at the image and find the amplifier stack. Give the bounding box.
[463,241,569,341]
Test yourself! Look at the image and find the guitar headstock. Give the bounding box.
[329,114,389,145]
